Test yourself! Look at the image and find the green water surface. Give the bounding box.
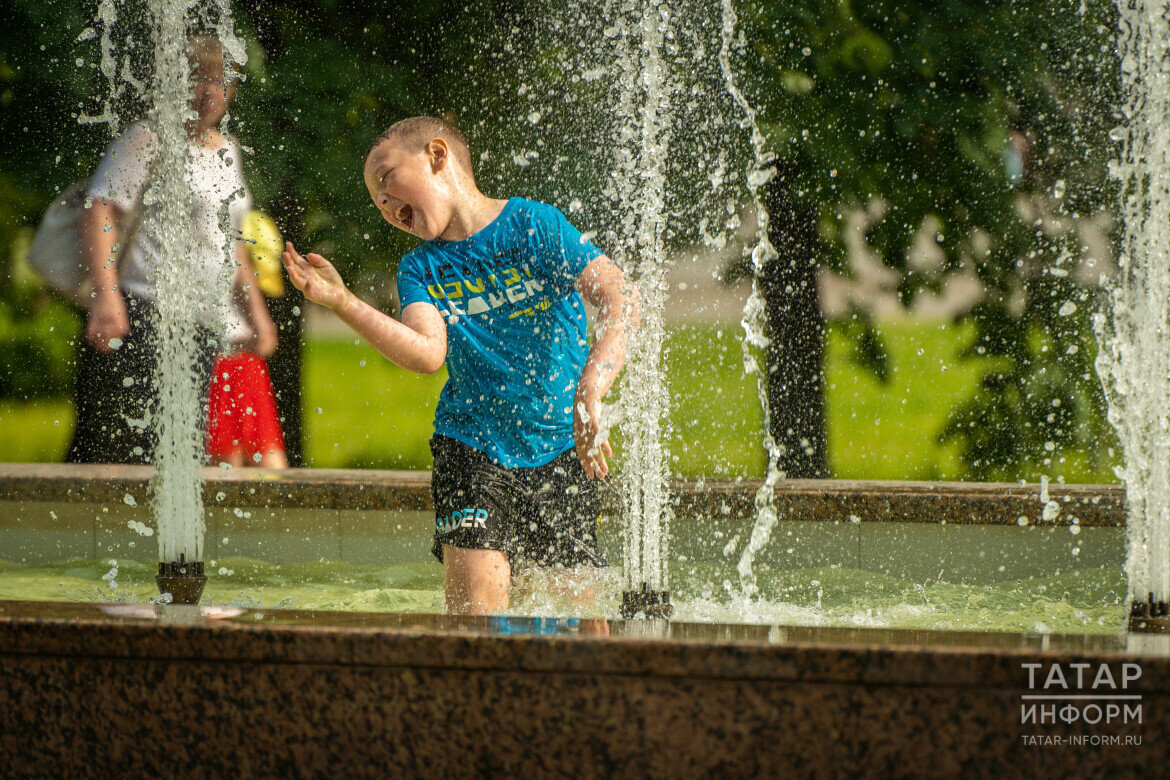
[0,556,1127,635]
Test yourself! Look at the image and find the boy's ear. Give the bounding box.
[427,138,449,173]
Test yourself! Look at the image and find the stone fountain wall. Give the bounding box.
[0,599,1165,775]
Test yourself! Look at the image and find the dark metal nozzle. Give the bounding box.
[621,581,673,620]
[155,554,207,605]
[1129,592,1170,633]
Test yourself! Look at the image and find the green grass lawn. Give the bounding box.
[303,336,448,470]
[0,320,1119,482]
[825,319,990,481]
[0,399,74,462]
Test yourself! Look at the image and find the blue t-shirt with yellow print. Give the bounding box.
[396,197,604,468]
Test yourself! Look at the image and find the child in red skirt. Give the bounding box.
[207,259,287,469]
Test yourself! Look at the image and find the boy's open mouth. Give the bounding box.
[395,204,414,230]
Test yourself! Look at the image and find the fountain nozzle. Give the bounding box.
[1129,593,1170,633]
[621,582,673,620]
[156,554,206,605]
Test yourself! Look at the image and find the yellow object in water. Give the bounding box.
[242,210,285,298]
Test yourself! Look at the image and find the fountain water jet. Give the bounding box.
[603,0,675,618]
[89,1,246,603]
[1098,0,1170,632]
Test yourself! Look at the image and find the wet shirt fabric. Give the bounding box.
[396,197,603,468]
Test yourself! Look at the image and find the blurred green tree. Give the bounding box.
[0,0,1124,482]
[0,0,104,400]
[730,0,1118,480]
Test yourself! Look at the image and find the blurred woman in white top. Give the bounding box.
[66,33,276,464]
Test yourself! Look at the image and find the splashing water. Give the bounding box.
[78,0,121,129]
[1096,0,1170,607]
[541,1,784,599]
[716,0,783,598]
[144,0,206,564]
[88,1,245,565]
[605,1,675,593]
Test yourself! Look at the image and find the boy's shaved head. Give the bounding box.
[368,116,474,179]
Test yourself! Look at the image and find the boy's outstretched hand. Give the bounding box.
[282,242,352,312]
[574,396,613,480]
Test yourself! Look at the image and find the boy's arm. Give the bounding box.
[283,242,447,374]
[574,254,639,479]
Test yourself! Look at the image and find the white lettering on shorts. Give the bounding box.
[437,508,490,534]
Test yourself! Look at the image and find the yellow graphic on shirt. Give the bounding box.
[426,262,549,322]
[509,297,553,318]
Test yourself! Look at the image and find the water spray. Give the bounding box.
[597,475,673,618]
[604,0,674,616]
[1101,0,1170,632]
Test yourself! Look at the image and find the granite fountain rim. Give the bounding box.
[1,599,1167,689]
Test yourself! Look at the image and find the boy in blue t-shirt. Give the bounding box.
[283,116,635,615]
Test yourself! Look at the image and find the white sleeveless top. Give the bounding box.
[87,120,253,329]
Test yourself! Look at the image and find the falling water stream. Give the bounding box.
[147,0,207,566]
[1097,0,1170,609]
[716,0,785,599]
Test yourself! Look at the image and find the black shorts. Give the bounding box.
[429,435,607,569]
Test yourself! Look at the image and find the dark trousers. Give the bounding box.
[65,295,218,465]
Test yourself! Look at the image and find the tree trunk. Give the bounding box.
[759,172,828,479]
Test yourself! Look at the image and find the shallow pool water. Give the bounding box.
[0,556,1127,635]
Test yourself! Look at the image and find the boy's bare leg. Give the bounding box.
[443,545,510,615]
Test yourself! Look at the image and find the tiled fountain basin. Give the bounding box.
[0,464,1157,773]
